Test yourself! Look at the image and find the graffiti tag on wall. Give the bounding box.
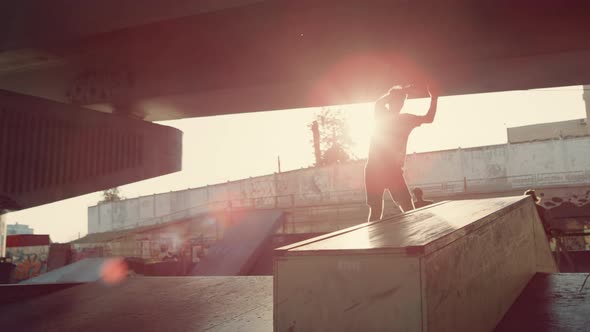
[532,187,590,251]
[537,188,590,215]
[6,245,49,282]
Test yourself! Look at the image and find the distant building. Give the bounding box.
[7,223,34,235]
[507,85,590,143]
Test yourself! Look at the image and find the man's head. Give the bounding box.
[413,187,424,200]
[387,86,408,113]
[524,189,541,203]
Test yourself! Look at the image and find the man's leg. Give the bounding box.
[390,169,414,213]
[396,191,414,213]
[365,166,385,222]
[367,193,384,222]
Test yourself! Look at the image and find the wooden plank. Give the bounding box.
[286,196,525,254]
[274,254,422,332]
[423,199,546,332]
[495,273,590,332]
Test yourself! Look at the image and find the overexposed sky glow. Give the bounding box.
[5,86,587,242]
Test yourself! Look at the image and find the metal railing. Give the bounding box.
[411,170,590,197]
[100,170,590,233]
[106,189,367,232]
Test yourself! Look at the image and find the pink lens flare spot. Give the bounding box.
[100,258,129,285]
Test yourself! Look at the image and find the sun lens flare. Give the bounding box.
[100,258,129,285]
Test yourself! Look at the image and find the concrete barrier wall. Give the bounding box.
[73,216,222,263]
[139,196,155,222]
[47,244,71,272]
[89,136,590,234]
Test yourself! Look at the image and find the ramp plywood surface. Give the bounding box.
[193,209,283,276]
[279,196,526,255]
[21,258,108,284]
[0,277,272,332]
[275,254,423,332]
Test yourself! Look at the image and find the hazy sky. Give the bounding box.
[4,86,587,242]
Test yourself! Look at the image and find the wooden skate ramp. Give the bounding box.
[21,258,108,284]
[193,209,283,276]
[274,196,558,332]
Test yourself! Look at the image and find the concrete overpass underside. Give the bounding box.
[0,91,182,210]
[1,1,590,209]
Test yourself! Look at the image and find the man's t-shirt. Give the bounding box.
[368,112,422,169]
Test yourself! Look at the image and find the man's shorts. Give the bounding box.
[365,164,410,206]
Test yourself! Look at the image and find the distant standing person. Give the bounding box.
[412,187,433,208]
[365,85,439,221]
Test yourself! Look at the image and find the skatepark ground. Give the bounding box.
[1,197,589,331]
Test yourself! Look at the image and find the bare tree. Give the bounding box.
[309,107,355,166]
[99,187,124,203]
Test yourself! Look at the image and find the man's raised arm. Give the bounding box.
[420,86,439,124]
[374,92,388,113]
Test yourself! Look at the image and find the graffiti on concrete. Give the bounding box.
[538,189,590,218]
[486,164,506,178]
[300,169,330,195]
[6,245,49,282]
[275,173,299,196]
[534,188,590,251]
[249,178,275,198]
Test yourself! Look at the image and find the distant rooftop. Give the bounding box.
[6,222,34,235]
[507,118,590,143]
[6,234,50,247]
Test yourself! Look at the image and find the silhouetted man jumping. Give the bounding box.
[365,85,438,221]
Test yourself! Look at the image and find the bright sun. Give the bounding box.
[342,103,374,159]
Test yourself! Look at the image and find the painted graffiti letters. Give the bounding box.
[6,245,49,282]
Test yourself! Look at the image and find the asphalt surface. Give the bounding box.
[0,276,273,332]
